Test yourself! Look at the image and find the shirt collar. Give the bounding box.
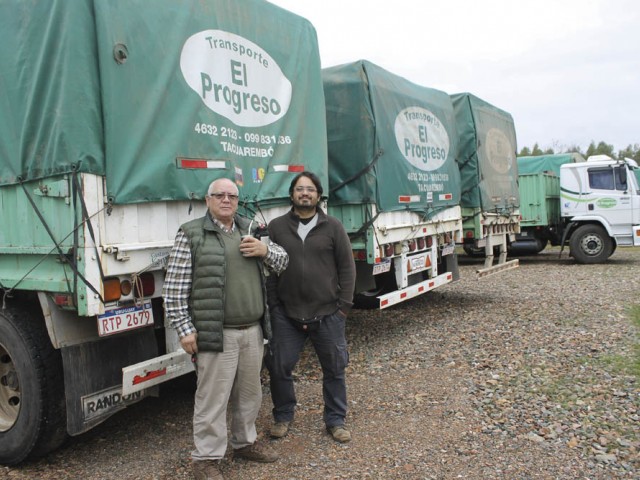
[207,211,235,234]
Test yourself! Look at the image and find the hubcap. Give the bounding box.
[0,345,20,432]
[580,233,603,256]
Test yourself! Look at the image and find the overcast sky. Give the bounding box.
[268,0,639,153]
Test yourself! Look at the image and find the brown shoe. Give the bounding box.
[327,425,351,443]
[192,459,223,480]
[270,421,291,438]
[234,440,279,463]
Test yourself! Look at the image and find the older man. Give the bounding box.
[163,178,288,480]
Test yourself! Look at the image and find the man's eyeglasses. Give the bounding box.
[208,192,239,201]
[294,186,317,193]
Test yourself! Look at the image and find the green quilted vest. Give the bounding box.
[180,214,271,352]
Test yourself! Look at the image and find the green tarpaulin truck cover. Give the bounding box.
[322,60,461,216]
[0,0,327,205]
[517,153,585,176]
[451,93,519,211]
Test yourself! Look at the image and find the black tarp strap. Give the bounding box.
[71,171,106,284]
[18,174,104,304]
[329,148,384,195]
[327,149,384,240]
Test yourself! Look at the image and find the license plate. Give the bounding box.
[373,259,392,275]
[97,301,154,337]
[441,243,455,256]
[410,255,426,270]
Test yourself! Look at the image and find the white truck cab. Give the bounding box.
[560,155,640,262]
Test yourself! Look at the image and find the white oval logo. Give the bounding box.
[485,128,514,174]
[394,107,449,172]
[180,30,292,127]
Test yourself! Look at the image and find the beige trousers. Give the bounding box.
[191,324,264,460]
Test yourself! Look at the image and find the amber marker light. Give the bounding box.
[103,278,122,302]
[120,279,133,296]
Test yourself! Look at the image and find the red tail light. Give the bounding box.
[53,294,74,307]
[353,250,367,261]
[134,272,156,297]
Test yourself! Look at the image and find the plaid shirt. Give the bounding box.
[162,220,288,337]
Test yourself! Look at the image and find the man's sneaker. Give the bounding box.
[233,440,279,463]
[327,425,351,443]
[192,459,224,480]
[270,421,291,438]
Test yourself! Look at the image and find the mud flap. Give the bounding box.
[442,251,460,281]
[61,328,158,436]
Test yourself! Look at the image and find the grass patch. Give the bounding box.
[598,305,640,378]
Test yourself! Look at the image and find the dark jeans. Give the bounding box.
[265,306,349,428]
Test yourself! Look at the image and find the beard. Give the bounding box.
[294,203,316,213]
[293,197,317,212]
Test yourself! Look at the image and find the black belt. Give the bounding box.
[289,316,323,332]
[226,324,256,330]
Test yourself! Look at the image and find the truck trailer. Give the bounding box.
[322,61,463,309]
[0,0,327,464]
[450,93,520,277]
[515,154,640,262]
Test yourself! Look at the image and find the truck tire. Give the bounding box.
[353,272,396,309]
[570,224,612,264]
[0,307,67,465]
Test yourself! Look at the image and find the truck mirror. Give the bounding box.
[619,166,627,186]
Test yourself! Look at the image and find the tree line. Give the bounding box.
[518,141,640,162]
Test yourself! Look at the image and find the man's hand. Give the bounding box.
[240,236,268,258]
[180,333,198,354]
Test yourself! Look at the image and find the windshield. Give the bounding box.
[632,167,640,194]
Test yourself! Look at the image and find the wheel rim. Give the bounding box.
[580,233,604,256]
[0,343,20,432]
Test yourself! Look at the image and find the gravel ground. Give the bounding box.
[2,247,639,479]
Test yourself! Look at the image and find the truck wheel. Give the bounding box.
[0,307,67,465]
[353,272,396,309]
[570,225,612,264]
